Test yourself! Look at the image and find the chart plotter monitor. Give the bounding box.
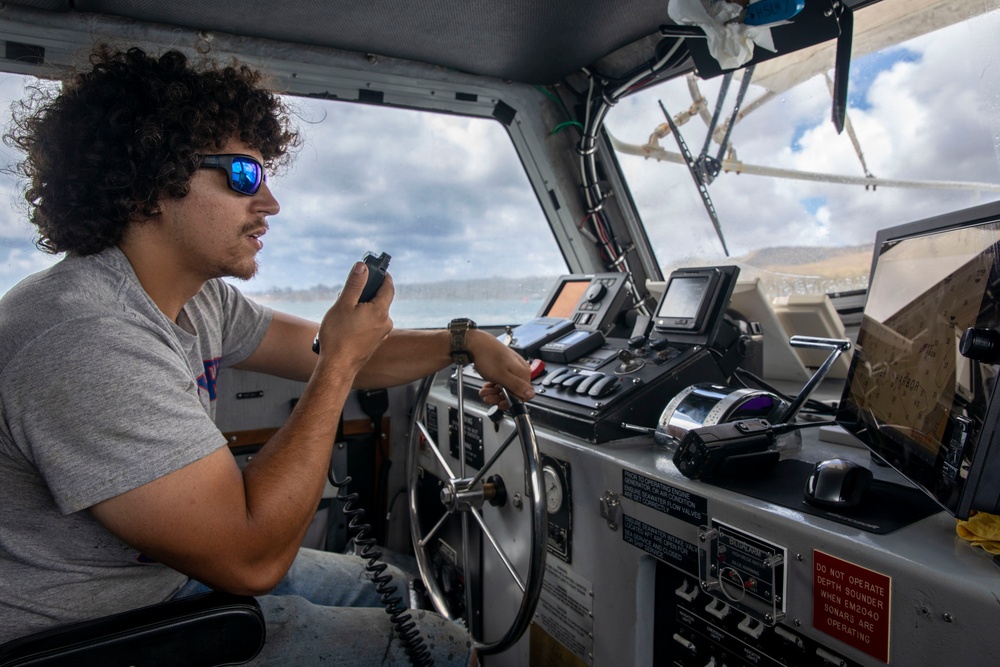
[537,272,631,333]
[836,200,1000,518]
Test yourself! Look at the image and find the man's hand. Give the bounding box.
[315,261,394,375]
[235,261,395,382]
[469,330,534,409]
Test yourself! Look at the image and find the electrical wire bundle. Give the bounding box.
[543,36,690,316]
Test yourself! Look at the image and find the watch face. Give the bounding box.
[543,465,564,514]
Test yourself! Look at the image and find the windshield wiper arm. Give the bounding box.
[659,99,730,257]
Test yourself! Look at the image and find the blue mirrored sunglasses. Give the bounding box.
[198,154,266,195]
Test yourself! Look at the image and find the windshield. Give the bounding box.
[605,1,1000,299]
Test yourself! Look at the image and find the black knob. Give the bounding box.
[485,475,507,507]
[628,335,647,349]
[959,327,1000,363]
[584,282,607,302]
[649,337,670,351]
[487,405,505,424]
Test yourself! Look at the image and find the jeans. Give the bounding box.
[172,548,474,666]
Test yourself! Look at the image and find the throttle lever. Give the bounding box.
[780,336,851,422]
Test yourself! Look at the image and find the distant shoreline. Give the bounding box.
[245,245,874,306]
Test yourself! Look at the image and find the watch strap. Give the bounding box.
[448,318,477,365]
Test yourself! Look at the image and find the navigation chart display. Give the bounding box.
[838,204,1000,517]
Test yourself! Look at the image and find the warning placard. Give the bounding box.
[813,550,891,663]
[621,469,707,526]
[534,560,593,665]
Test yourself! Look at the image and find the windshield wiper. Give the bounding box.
[657,65,754,257]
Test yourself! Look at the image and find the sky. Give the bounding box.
[0,76,61,295]
[1,6,1000,298]
[249,102,564,292]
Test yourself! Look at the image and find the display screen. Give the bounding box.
[837,218,1000,515]
[657,275,710,320]
[553,329,592,346]
[544,280,590,318]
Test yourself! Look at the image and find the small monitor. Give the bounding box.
[537,273,632,333]
[542,278,591,319]
[655,273,715,330]
[836,200,1000,518]
[653,266,739,344]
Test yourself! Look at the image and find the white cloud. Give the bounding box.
[252,97,562,290]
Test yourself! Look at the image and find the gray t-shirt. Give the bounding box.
[0,246,272,642]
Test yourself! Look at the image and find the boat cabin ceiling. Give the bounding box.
[3,0,876,85]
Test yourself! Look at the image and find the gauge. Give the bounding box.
[543,464,564,514]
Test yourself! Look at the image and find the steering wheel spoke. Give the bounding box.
[416,508,454,550]
[469,506,527,593]
[415,419,458,480]
[468,428,519,488]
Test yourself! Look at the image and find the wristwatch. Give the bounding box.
[448,318,478,365]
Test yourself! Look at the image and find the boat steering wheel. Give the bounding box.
[407,367,547,655]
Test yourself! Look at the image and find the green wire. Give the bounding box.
[534,84,562,107]
[534,84,582,135]
[552,120,585,135]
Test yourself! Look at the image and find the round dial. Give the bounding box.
[543,464,564,514]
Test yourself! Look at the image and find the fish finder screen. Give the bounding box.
[652,266,735,341]
[543,279,590,319]
[657,275,711,320]
[837,213,1000,517]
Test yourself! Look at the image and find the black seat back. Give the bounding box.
[0,591,265,666]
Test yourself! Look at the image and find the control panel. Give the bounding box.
[656,563,862,667]
[460,336,728,442]
[421,257,1000,667]
[425,365,999,667]
[700,520,786,625]
[458,265,747,442]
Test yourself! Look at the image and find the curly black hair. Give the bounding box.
[5,44,301,255]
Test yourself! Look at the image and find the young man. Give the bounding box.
[0,45,533,664]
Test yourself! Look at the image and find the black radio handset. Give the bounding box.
[359,251,391,302]
[673,419,777,479]
[312,252,392,354]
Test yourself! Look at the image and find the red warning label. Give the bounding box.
[813,550,891,663]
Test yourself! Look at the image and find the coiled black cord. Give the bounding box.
[328,465,434,667]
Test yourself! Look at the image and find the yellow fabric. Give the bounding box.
[956,512,1000,555]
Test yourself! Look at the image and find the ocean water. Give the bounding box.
[253,296,545,330]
